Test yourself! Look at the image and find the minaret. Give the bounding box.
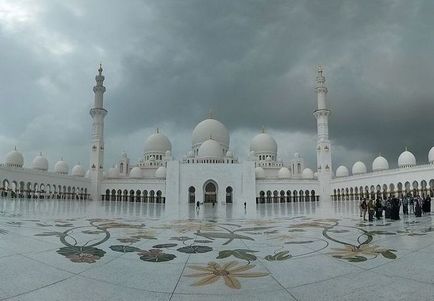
[89,64,107,201]
[313,66,332,200]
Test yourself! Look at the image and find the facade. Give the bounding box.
[1,66,434,204]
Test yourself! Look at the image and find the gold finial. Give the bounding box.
[208,109,213,119]
[98,63,103,75]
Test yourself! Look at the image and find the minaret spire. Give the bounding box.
[313,65,332,200]
[89,64,108,201]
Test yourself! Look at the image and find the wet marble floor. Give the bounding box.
[0,198,433,301]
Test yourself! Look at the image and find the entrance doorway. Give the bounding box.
[189,186,195,203]
[226,186,233,203]
[204,181,217,203]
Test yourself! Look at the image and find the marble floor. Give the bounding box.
[0,198,433,301]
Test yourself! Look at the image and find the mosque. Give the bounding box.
[1,66,434,205]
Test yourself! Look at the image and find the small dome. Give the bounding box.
[302,168,314,179]
[294,152,300,158]
[352,161,367,175]
[429,147,434,164]
[278,167,291,179]
[149,155,155,161]
[155,166,166,178]
[265,156,272,161]
[250,132,277,155]
[192,118,230,148]
[398,149,416,168]
[85,170,90,178]
[336,165,349,177]
[313,172,318,179]
[187,150,194,158]
[54,159,69,175]
[198,139,223,158]
[255,166,265,178]
[121,151,128,158]
[71,164,85,177]
[226,150,233,158]
[5,148,24,167]
[31,153,48,171]
[144,130,172,153]
[372,155,389,171]
[129,166,143,179]
[165,150,172,157]
[108,166,120,178]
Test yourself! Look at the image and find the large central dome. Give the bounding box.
[192,117,230,148]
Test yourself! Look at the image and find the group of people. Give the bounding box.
[359,195,431,222]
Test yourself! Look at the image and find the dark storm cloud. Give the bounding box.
[0,0,433,170]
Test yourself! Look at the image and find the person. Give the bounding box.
[359,199,364,217]
[409,196,414,214]
[244,202,247,209]
[390,197,400,220]
[361,199,367,221]
[385,197,392,219]
[415,198,422,217]
[426,195,431,213]
[196,201,200,209]
[368,199,375,222]
[402,196,409,215]
[375,198,383,219]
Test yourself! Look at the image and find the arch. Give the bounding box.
[149,190,155,202]
[117,189,122,201]
[286,190,291,202]
[136,190,141,202]
[226,186,233,203]
[273,190,278,203]
[311,190,316,201]
[259,190,265,203]
[105,189,110,201]
[299,190,304,202]
[111,189,116,201]
[188,186,195,203]
[266,190,272,203]
[156,190,162,203]
[123,189,128,201]
[280,190,285,203]
[293,190,298,202]
[129,190,135,202]
[204,181,217,203]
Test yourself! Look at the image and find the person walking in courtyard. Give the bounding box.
[361,198,367,221]
[402,196,409,215]
[359,199,364,217]
[426,195,431,213]
[375,198,383,219]
[415,198,422,217]
[384,197,392,219]
[368,199,375,222]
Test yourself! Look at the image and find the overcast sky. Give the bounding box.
[0,0,433,172]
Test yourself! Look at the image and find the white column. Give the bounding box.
[314,66,332,200]
[89,65,107,201]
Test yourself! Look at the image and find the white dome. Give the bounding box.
[108,166,120,178]
[336,165,349,177]
[187,150,194,158]
[429,147,434,163]
[71,164,85,177]
[302,168,314,179]
[5,148,24,167]
[398,150,416,168]
[278,167,291,179]
[372,155,389,171]
[31,153,48,171]
[192,118,229,148]
[250,132,277,155]
[198,139,223,158]
[352,161,367,175]
[313,172,318,179]
[144,130,172,153]
[121,151,128,158]
[85,170,90,178]
[54,159,69,175]
[255,166,265,178]
[129,166,143,179]
[165,150,172,157]
[155,166,166,178]
[226,150,234,158]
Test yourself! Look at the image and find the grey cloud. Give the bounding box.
[0,0,433,171]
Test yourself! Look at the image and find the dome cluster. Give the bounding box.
[336,148,425,177]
